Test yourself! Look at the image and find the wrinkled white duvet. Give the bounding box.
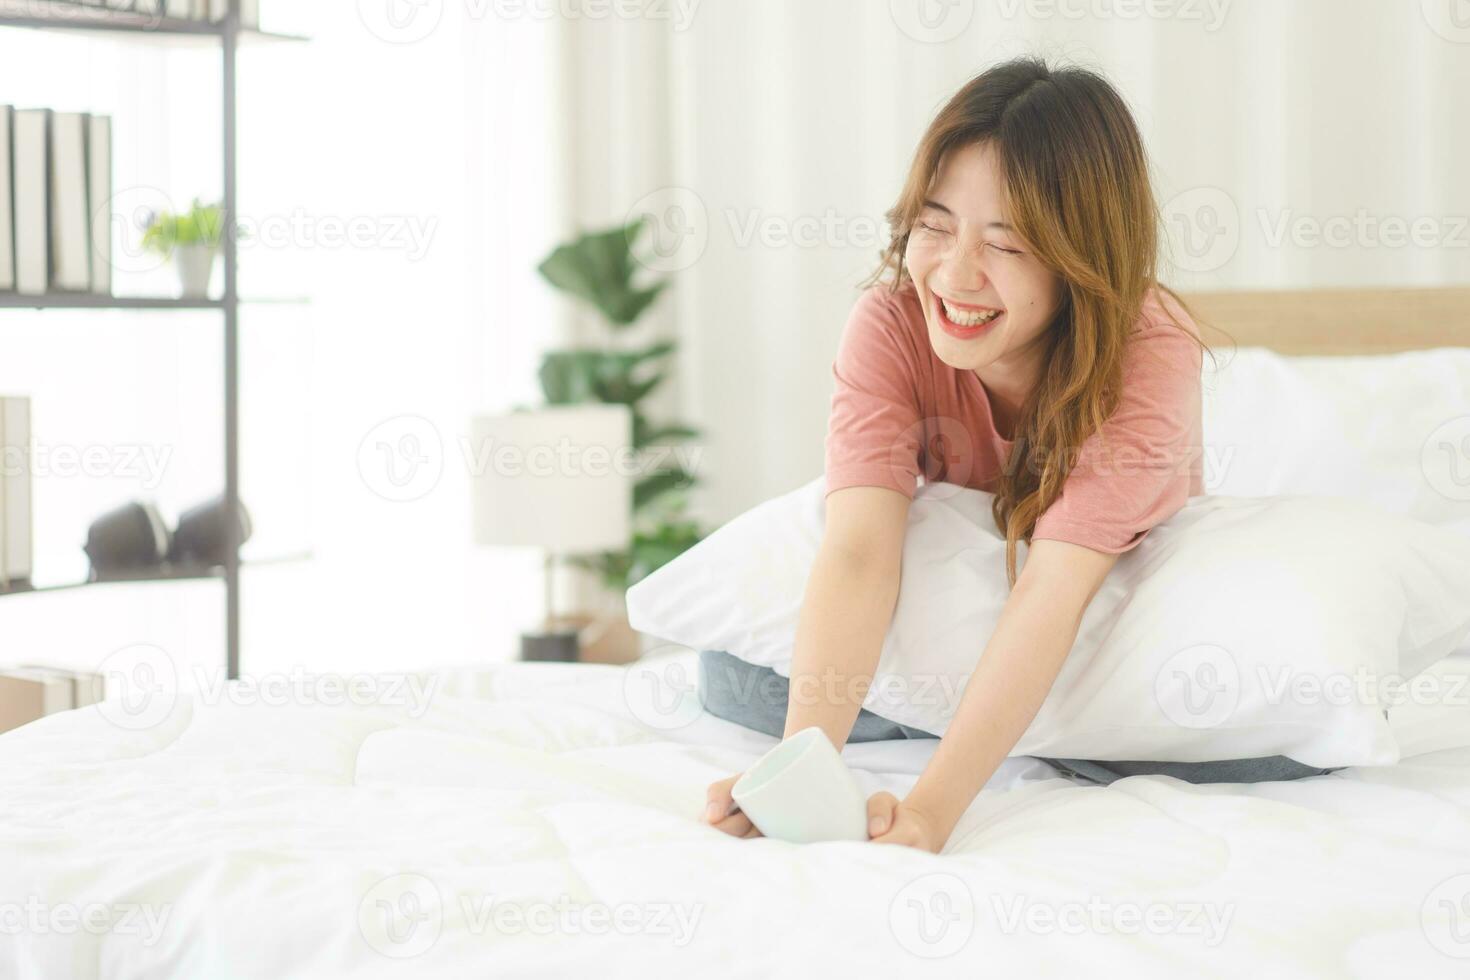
[4,647,1470,979]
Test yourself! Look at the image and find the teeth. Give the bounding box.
[941,299,1001,327]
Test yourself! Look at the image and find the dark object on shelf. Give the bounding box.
[168,494,252,567]
[83,501,171,577]
[519,629,581,663]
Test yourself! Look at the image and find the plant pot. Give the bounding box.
[173,243,218,299]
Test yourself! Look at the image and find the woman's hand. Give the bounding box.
[866,791,947,853]
[702,773,763,839]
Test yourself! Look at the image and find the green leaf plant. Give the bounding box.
[141,198,246,254]
[534,215,705,595]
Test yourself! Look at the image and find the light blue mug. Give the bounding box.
[731,726,869,843]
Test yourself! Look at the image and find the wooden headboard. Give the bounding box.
[1181,286,1470,355]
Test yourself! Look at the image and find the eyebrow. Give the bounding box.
[920,198,1013,231]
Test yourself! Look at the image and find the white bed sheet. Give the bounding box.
[3,647,1470,978]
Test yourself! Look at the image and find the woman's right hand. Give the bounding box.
[703,773,763,838]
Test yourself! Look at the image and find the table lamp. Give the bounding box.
[471,404,633,662]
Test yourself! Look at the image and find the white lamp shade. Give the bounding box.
[470,404,633,553]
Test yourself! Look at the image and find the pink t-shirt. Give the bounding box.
[824,281,1204,554]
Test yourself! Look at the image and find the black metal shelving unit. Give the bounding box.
[0,0,309,680]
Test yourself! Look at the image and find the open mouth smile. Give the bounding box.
[933,294,1004,339]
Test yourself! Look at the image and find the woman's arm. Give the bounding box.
[782,486,909,746]
[867,538,1119,851]
[704,485,910,837]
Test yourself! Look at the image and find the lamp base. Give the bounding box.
[519,629,580,663]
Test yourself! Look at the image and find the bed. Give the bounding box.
[4,287,1470,979]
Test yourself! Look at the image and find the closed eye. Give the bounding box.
[987,243,1022,255]
[917,221,951,235]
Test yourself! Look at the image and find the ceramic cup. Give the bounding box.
[731,726,869,843]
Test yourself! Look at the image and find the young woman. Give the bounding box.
[699,57,1339,854]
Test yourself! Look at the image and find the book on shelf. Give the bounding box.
[0,396,32,589]
[12,109,49,296]
[49,111,91,292]
[0,107,13,291]
[86,114,112,294]
[1,107,113,298]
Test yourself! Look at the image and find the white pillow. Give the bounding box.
[1202,347,1470,528]
[627,477,1470,767]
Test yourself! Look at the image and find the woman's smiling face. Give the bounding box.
[904,141,1064,375]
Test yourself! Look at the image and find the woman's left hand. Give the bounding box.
[865,791,947,853]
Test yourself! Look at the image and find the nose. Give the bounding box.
[939,242,988,295]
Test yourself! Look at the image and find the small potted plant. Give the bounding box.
[141,199,236,299]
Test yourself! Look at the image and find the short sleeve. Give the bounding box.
[1030,291,1204,554]
[824,287,926,499]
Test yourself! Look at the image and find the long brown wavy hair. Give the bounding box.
[868,57,1215,585]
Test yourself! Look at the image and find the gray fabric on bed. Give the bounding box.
[697,648,1343,786]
